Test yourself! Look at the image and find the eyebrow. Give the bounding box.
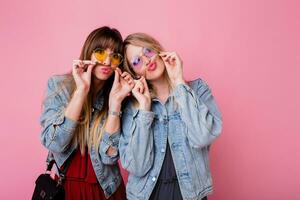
[130,48,144,61]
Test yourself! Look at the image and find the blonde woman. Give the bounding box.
[40,26,134,199]
[119,33,222,200]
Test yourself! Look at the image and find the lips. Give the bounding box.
[147,62,157,71]
[100,67,112,74]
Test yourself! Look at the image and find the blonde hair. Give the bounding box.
[123,33,173,95]
[52,75,108,154]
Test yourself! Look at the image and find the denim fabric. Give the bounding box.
[119,78,222,200]
[40,75,122,199]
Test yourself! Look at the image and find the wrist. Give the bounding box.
[109,102,121,113]
[73,89,88,99]
[76,84,90,94]
[138,103,151,111]
[108,110,122,117]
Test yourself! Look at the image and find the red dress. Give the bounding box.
[57,148,125,200]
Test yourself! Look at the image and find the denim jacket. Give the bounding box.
[119,78,222,200]
[39,75,122,199]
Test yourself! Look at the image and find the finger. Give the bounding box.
[129,81,135,89]
[113,69,120,84]
[82,60,96,65]
[165,54,172,60]
[123,74,132,82]
[164,54,176,65]
[87,63,96,74]
[116,67,122,75]
[78,60,84,67]
[127,79,133,85]
[135,83,142,94]
[139,85,144,94]
[138,78,145,93]
[72,61,83,75]
[121,71,129,77]
[159,51,168,55]
[134,80,144,94]
[134,74,141,80]
[159,51,172,56]
[133,87,143,96]
[73,60,83,68]
[161,56,170,65]
[72,61,79,70]
[72,59,80,66]
[141,76,149,93]
[159,54,167,59]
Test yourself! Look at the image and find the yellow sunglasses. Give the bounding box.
[93,48,123,66]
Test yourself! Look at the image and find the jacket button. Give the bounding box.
[161,148,165,153]
[152,177,156,182]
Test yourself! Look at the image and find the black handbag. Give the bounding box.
[32,152,72,200]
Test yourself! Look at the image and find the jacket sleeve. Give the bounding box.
[40,76,78,153]
[173,79,223,148]
[99,130,121,165]
[119,108,155,177]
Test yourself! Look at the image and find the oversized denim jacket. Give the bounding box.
[119,78,223,200]
[39,75,122,199]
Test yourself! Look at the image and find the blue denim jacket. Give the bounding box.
[39,75,122,199]
[119,78,222,200]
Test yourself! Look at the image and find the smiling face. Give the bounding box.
[125,44,165,81]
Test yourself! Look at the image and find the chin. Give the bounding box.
[93,72,113,81]
[145,66,165,81]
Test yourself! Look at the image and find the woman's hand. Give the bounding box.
[159,52,185,86]
[72,60,96,95]
[132,76,151,111]
[109,68,135,112]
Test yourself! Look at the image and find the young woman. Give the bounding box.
[40,26,134,199]
[119,33,223,200]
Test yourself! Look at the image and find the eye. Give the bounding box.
[132,57,141,67]
[94,49,107,61]
[144,48,155,57]
[96,49,105,55]
[144,48,152,53]
[112,54,119,59]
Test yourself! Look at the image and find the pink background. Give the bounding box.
[1,0,299,199]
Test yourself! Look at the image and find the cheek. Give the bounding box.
[129,66,142,77]
[91,54,97,62]
[110,65,118,71]
[156,58,165,71]
[133,67,141,75]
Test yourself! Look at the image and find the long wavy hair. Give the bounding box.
[47,26,123,154]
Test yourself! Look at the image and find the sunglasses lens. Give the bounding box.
[144,48,155,58]
[132,57,142,69]
[111,54,122,66]
[94,49,107,62]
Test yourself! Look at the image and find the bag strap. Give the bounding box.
[45,151,75,185]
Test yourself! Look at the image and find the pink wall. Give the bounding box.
[1,0,299,199]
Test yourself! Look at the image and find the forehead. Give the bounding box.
[104,48,113,53]
[126,45,143,61]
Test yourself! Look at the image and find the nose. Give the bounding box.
[142,55,151,66]
[102,54,111,66]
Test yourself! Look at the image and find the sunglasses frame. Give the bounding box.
[93,48,123,66]
[130,47,157,69]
